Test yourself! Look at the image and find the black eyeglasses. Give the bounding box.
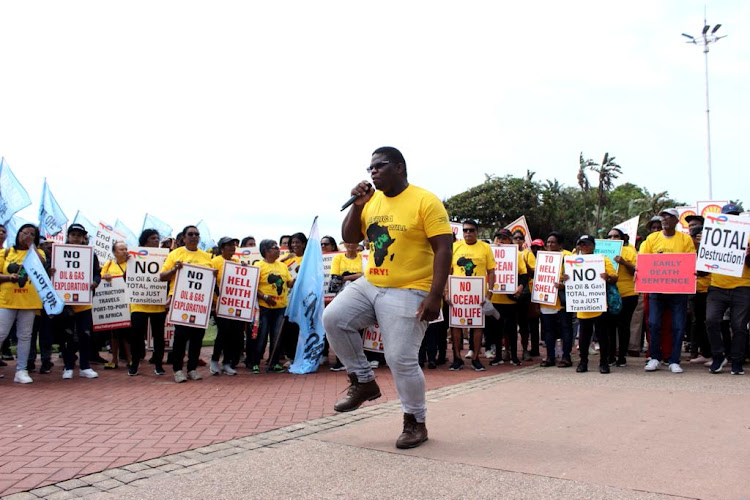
[462,228,476,233]
[186,232,200,237]
[366,161,390,174]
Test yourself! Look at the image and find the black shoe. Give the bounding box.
[489,357,504,366]
[396,413,428,449]
[615,358,627,367]
[334,373,382,412]
[27,363,36,373]
[599,364,610,374]
[510,359,522,366]
[471,359,486,371]
[40,361,53,374]
[148,357,155,364]
[1,353,14,361]
[448,359,464,371]
[0,360,7,367]
[731,361,745,375]
[709,357,727,374]
[329,360,346,372]
[154,366,166,376]
[436,357,447,366]
[427,362,436,369]
[576,363,588,373]
[90,355,108,365]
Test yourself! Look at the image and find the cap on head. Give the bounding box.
[530,238,545,247]
[67,223,87,235]
[649,216,662,223]
[576,234,595,246]
[659,208,679,218]
[495,228,512,239]
[218,236,240,248]
[721,203,741,215]
[685,214,704,224]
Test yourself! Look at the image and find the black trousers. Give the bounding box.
[131,312,167,371]
[212,316,245,365]
[172,324,205,372]
[578,314,610,367]
[488,303,519,362]
[610,295,639,362]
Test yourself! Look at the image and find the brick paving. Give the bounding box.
[0,347,527,496]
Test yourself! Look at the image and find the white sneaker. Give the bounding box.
[14,370,33,384]
[369,360,380,369]
[187,370,202,380]
[464,350,474,359]
[79,368,99,379]
[668,363,683,373]
[704,359,713,367]
[209,360,221,375]
[62,369,74,379]
[644,359,660,372]
[485,347,496,359]
[174,370,187,383]
[223,364,237,375]
[690,355,709,364]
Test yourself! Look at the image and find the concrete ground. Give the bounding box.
[6,358,749,499]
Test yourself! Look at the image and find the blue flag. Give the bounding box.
[38,178,69,238]
[23,245,64,316]
[72,210,97,237]
[115,219,139,247]
[142,213,173,239]
[0,157,32,225]
[288,217,325,374]
[6,215,33,246]
[196,220,216,251]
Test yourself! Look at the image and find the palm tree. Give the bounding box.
[590,152,622,233]
[578,153,596,232]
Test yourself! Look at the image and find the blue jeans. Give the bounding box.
[0,309,35,371]
[647,293,688,364]
[253,307,286,367]
[541,309,574,360]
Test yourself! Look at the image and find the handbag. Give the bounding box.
[606,283,622,315]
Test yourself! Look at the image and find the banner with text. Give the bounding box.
[531,251,562,306]
[234,247,262,265]
[52,244,94,304]
[594,239,623,271]
[216,261,259,322]
[168,264,215,328]
[677,206,697,234]
[147,317,175,352]
[491,244,517,294]
[564,254,606,313]
[450,222,464,241]
[322,251,342,299]
[635,253,697,294]
[696,213,750,278]
[448,276,485,328]
[505,215,532,248]
[92,276,131,331]
[94,222,127,263]
[697,200,728,218]
[126,247,169,305]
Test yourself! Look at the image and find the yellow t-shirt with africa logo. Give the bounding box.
[361,184,451,292]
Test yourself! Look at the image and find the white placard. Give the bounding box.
[234,247,262,265]
[531,251,562,306]
[147,317,175,352]
[168,264,215,328]
[697,200,728,218]
[93,221,127,263]
[322,251,343,299]
[450,222,464,241]
[216,261,260,322]
[491,244,517,294]
[126,247,169,305]
[696,213,750,278]
[363,324,383,353]
[564,254,607,313]
[92,276,131,331]
[448,276,485,328]
[52,243,94,304]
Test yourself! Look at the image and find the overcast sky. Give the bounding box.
[1,0,748,244]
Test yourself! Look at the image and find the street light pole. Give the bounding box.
[682,13,726,199]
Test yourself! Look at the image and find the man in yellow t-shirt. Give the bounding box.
[705,204,750,375]
[606,227,638,367]
[448,220,494,372]
[639,208,696,373]
[323,146,452,450]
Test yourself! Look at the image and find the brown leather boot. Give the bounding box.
[396,413,428,449]
[333,373,381,412]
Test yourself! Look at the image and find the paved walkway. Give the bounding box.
[4,355,749,499]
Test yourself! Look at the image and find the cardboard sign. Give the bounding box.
[614,215,640,247]
[93,222,127,263]
[531,251,562,306]
[564,254,607,313]
[635,253,697,294]
[363,324,383,353]
[491,244,517,294]
[676,206,697,234]
[92,276,131,331]
[168,264,215,328]
[505,215,532,248]
[448,276,485,328]
[594,239,623,271]
[322,251,343,299]
[234,247,262,265]
[147,317,175,352]
[216,261,260,322]
[696,213,750,277]
[450,222,464,241]
[697,200,728,218]
[52,244,94,304]
[126,247,169,305]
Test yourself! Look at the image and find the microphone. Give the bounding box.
[340,183,372,211]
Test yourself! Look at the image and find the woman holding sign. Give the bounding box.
[100,241,133,373]
[0,224,46,384]
[210,237,242,376]
[159,225,216,383]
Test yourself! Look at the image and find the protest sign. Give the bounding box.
[564,254,607,313]
[147,318,175,352]
[697,200,728,218]
[168,264,215,328]
[505,216,531,247]
[491,244,517,294]
[23,245,64,316]
[92,276,131,331]
[448,276,485,328]
[614,215,640,247]
[635,253,696,294]
[363,324,383,353]
[234,247,262,265]
[216,261,259,322]
[126,247,169,305]
[322,251,343,299]
[594,239,623,271]
[531,251,562,306]
[52,243,93,304]
[696,213,750,278]
[93,222,127,263]
[676,206,696,234]
[450,222,464,241]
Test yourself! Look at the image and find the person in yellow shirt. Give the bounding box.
[605,227,638,367]
[488,228,528,367]
[705,204,750,375]
[209,237,242,376]
[562,235,618,374]
[448,220,495,372]
[639,208,696,373]
[159,224,216,383]
[0,224,46,384]
[251,239,294,374]
[539,232,575,368]
[100,241,133,373]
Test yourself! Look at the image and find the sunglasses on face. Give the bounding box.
[462,228,476,233]
[366,161,390,174]
[186,232,200,237]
